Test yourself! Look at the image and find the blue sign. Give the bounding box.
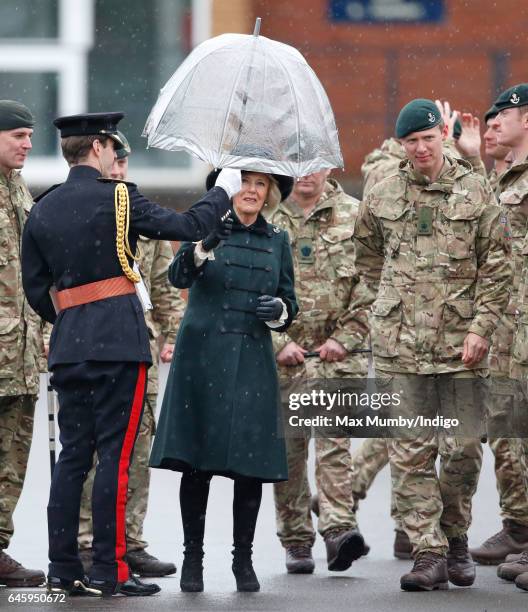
[330,0,445,23]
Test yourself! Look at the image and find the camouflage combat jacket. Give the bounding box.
[353,155,512,375]
[270,180,370,378]
[0,171,43,396]
[490,159,528,375]
[361,137,487,198]
[502,158,528,380]
[138,237,186,396]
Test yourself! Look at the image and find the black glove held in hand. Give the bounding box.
[256,295,283,321]
[202,213,233,251]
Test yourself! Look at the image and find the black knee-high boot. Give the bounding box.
[179,470,211,592]
[232,477,262,592]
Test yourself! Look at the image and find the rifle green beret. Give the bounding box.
[0,100,34,131]
[494,84,528,113]
[395,98,442,139]
[484,105,499,123]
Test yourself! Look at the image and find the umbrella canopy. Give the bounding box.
[143,20,343,178]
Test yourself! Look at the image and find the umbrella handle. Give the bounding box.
[253,17,261,37]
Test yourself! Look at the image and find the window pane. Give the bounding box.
[0,0,58,39]
[0,72,58,155]
[90,0,192,168]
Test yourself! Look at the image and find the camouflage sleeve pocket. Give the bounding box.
[320,229,355,278]
[0,210,11,265]
[368,297,402,358]
[441,199,480,260]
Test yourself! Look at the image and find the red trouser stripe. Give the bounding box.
[115,362,147,583]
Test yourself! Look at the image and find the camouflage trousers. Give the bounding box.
[509,380,528,502]
[351,435,484,535]
[488,438,528,526]
[0,395,36,549]
[78,395,156,552]
[379,371,485,556]
[274,434,357,547]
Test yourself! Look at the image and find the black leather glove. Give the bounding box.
[202,213,233,251]
[256,295,283,321]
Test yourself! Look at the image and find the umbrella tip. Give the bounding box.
[253,17,261,37]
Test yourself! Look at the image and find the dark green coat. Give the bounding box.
[149,214,298,482]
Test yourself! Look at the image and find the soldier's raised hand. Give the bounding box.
[435,99,457,139]
[455,112,481,158]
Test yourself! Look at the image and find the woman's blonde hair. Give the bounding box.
[264,176,282,215]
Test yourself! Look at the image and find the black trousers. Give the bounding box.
[48,361,147,584]
[180,470,262,551]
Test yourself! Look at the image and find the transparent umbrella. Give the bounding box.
[143,19,343,178]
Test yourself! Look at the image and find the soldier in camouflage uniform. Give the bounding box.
[353,98,512,591]
[486,84,528,592]
[470,104,528,565]
[346,109,492,562]
[271,170,370,574]
[0,100,45,587]
[77,134,186,577]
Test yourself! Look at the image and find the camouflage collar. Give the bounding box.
[0,169,21,187]
[506,155,528,174]
[400,155,471,192]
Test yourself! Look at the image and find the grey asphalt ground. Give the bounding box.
[1,366,527,612]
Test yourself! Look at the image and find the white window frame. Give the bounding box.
[0,0,212,189]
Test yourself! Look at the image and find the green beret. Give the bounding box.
[484,105,499,123]
[115,131,131,159]
[0,100,34,131]
[395,98,442,139]
[494,84,528,113]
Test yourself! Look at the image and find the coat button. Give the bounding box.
[265,266,272,272]
[220,326,226,333]
[223,304,229,310]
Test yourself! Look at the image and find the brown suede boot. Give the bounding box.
[447,535,475,586]
[515,570,528,591]
[325,529,366,571]
[285,545,315,574]
[497,550,528,581]
[469,519,528,565]
[400,552,449,591]
[394,530,412,560]
[505,552,525,563]
[0,551,45,588]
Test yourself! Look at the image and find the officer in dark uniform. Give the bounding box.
[21,112,238,597]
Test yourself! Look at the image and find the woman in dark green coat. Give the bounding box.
[150,168,298,593]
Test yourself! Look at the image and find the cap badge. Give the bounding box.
[511,93,521,104]
[428,112,436,123]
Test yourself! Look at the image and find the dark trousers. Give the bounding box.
[48,361,147,584]
[180,470,262,551]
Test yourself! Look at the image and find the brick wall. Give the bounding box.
[213,0,528,193]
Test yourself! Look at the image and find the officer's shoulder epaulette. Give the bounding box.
[34,183,62,203]
[97,177,137,188]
